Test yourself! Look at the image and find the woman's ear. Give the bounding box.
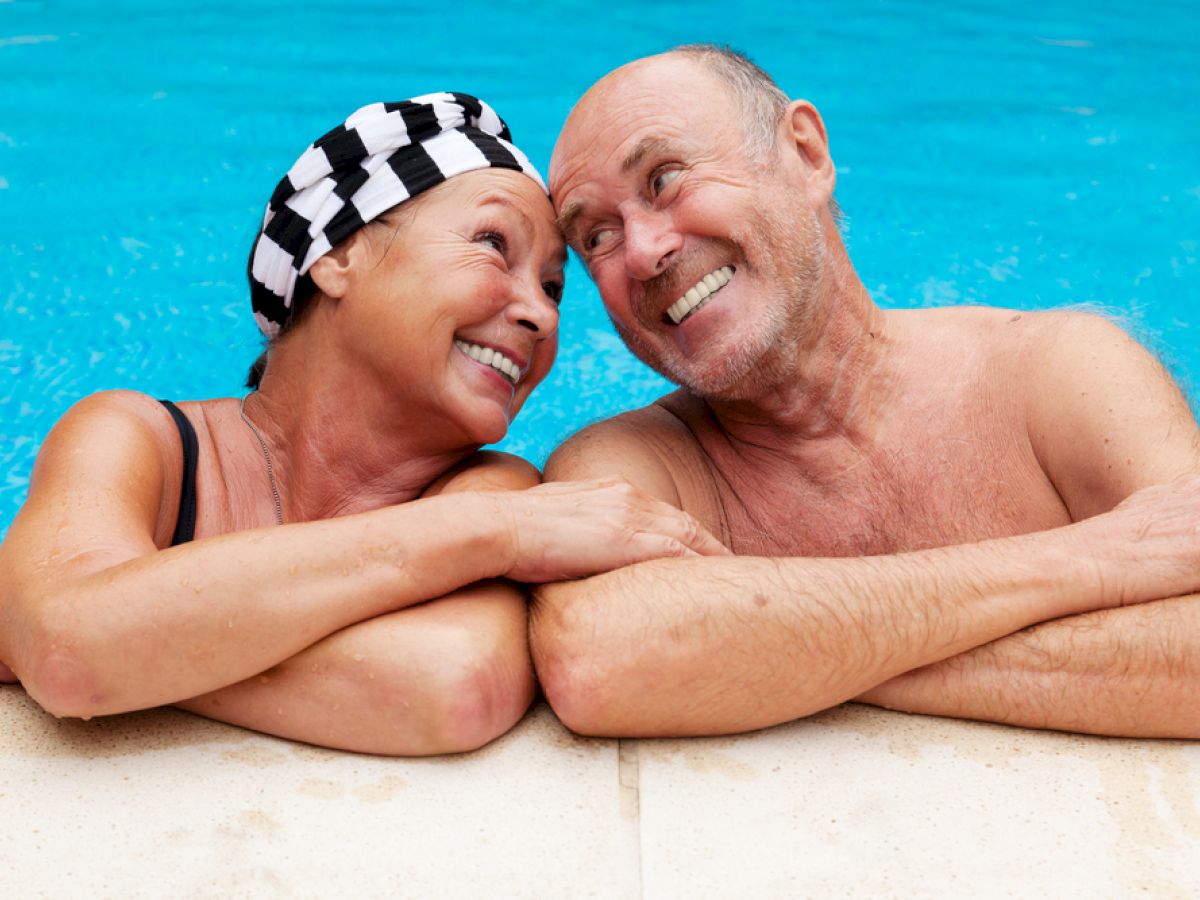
[308,234,365,300]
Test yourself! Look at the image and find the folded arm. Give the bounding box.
[533,451,1200,738]
[859,313,1200,735]
[0,393,717,724]
[857,593,1200,738]
[532,315,1200,738]
[174,454,541,755]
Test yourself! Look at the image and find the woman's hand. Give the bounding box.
[495,478,731,583]
[0,660,17,683]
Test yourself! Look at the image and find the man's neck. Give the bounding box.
[704,256,898,460]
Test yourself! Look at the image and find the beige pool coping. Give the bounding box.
[2,687,1198,898]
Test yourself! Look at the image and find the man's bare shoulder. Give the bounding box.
[895,305,1160,378]
[905,304,1137,347]
[544,393,707,506]
[907,305,1199,513]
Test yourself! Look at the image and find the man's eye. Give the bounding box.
[542,281,564,305]
[650,168,681,197]
[476,231,507,252]
[585,228,615,252]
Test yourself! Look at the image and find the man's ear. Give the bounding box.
[308,233,366,300]
[780,100,836,203]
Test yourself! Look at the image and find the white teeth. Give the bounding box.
[454,339,520,385]
[666,266,734,325]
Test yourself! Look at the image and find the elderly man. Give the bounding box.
[530,45,1200,739]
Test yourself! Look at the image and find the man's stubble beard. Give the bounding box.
[613,200,825,402]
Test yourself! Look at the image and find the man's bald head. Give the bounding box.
[555,46,788,174]
[665,45,791,158]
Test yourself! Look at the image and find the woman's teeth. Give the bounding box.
[455,340,520,384]
[666,265,734,325]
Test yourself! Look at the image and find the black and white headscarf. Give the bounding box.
[249,92,546,338]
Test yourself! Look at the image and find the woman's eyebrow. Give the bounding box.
[479,194,568,265]
[477,194,533,238]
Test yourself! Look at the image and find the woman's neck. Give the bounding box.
[239,335,478,522]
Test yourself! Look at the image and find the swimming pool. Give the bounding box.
[2,0,1197,537]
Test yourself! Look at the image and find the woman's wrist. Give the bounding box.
[404,491,518,584]
[470,491,520,581]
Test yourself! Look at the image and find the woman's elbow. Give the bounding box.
[432,650,534,753]
[13,600,113,719]
[20,642,107,719]
[380,619,534,755]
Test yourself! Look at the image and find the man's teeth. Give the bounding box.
[666,266,734,325]
[455,340,520,384]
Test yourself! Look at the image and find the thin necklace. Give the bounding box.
[239,394,284,526]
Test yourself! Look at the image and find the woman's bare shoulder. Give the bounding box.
[10,390,187,555]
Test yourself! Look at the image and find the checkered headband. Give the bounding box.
[249,92,546,338]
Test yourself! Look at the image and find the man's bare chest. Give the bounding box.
[698,440,1072,558]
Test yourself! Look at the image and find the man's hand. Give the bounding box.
[1083,473,1200,607]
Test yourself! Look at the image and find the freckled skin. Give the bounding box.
[532,52,1200,739]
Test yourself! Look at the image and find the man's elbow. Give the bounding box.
[530,592,624,737]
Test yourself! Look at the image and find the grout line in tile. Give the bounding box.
[617,739,644,900]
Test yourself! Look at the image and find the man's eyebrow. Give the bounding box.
[557,198,585,246]
[621,136,673,173]
[554,138,675,246]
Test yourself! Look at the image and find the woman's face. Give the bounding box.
[340,168,565,445]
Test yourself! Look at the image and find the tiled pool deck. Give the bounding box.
[2,689,1198,898]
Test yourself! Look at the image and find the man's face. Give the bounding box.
[550,56,827,399]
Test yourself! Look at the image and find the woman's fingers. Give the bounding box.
[648,504,730,558]
[499,479,732,582]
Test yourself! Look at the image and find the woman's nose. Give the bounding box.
[510,278,560,337]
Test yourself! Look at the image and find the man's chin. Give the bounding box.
[658,349,767,401]
[616,321,773,400]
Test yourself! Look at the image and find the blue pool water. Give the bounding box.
[1,0,1198,537]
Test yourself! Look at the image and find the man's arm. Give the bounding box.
[857,313,1200,736]
[531,416,1200,738]
[857,594,1200,738]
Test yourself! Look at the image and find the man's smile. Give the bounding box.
[664,265,736,325]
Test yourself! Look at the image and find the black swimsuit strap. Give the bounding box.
[159,399,198,546]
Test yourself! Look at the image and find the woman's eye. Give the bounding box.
[650,168,681,197]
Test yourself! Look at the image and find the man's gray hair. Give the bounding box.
[670,43,844,226]
[669,44,790,159]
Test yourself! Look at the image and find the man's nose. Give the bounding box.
[622,207,680,281]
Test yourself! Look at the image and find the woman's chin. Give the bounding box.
[456,407,511,447]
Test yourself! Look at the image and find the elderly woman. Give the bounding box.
[0,94,725,755]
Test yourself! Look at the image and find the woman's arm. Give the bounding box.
[0,394,723,720]
[175,451,540,755]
